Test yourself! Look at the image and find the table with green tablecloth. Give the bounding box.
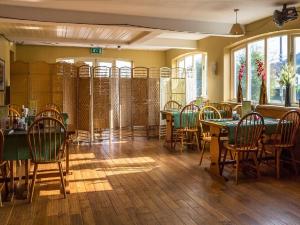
[200,117,280,179]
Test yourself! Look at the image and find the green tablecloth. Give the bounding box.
[3,130,30,160]
[207,118,279,144]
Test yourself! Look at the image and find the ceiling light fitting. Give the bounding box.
[230,9,245,36]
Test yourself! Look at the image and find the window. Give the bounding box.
[233,48,246,99]
[175,53,207,103]
[248,40,264,102]
[56,58,74,64]
[267,35,287,104]
[116,60,132,68]
[294,37,300,102]
[231,35,295,104]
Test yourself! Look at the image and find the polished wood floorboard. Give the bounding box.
[1,139,300,225]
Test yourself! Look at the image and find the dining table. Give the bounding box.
[200,117,280,180]
[3,118,74,200]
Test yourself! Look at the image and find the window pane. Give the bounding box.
[97,62,112,67]
[248,40,265,102]
[267,35,288,104]
[185,56,193,69]
[116,60,132,68]
[178,59,184,68]
[294,37,300,101]
[194,54,203,97]
[234,48,246,98]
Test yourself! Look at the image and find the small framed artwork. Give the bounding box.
[0,59,5,91]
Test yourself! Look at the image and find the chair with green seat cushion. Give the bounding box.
[221,112,265,184]
[27,117,67,203]
[263,110,300,179]
[173,104,200,153]
[0,129,9,207]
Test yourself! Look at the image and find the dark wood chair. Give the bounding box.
[199,106,222,165]
[174,104,200,153]
[8,108,21,128]
[9,104,21,115]
[263,110,300,179]
[221,112,265,184]
[27,117,67,203]
[0,130,9,207]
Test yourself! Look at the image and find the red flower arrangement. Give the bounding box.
[238,63,245,81]
[255,59,266,81]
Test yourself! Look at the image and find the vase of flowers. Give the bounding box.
[237,63,245,103]
[255,59,267,104]
[278,64,295,107]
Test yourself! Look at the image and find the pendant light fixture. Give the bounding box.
[230,9,245,35]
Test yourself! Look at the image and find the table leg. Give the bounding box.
[205,126,226,181]
[164,114,174,150]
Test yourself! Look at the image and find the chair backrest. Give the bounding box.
[8,108,21,127]
[9,104,21,114]
[233,104,242,116]
[27,117,67,163]
[44,103,61,113]
[36,109,64,123]
[164,100,182,110]
[0,129,4,162]
[180,104,200,129]
[219,103,233,118]
[234,112,264,151]
[275,110,300,147]
[199,106,221,120]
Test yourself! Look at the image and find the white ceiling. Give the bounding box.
[1,0,299,24]
[0,0,299,50]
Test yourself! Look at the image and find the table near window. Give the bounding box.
[200,117,280,180]
[161,109,226,150]
[3,124,74,200]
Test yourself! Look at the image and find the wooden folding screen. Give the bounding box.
[119,67,132,138]
[93,66,110,141]
[171,67,186,105]
[148,68,160,137]
[77,65,91,142]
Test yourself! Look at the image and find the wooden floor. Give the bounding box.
[1,139,300,225]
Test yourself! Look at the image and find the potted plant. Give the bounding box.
[255,59,267,104]
[278,63,295,107]
[237,63,245,103]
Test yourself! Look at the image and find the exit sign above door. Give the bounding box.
[90,47,103,54]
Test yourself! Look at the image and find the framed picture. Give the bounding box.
[0,59,4,91]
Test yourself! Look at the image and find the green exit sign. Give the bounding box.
[90,47,102,54]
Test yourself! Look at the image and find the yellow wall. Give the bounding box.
[0,36,16,104]
[16,45,166,68]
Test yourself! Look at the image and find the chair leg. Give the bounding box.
[252,153,260,179]
[199,141,207,166]
[58,162,66,198]
[275,149,282,179]
[290,151,298,176]
[235,152,240,185]
[220,149,228,176]
[180,133,184,153]
[194,132,200,152]
[29,164,38,203]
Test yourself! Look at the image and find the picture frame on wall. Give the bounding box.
[0,59,5,91]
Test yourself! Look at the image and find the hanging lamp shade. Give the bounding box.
[230,9,245,35]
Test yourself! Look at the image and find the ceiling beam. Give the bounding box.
[140,38,198,49]
[0,4,233,35]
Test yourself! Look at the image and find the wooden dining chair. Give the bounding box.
[0,130,9,207]
[163,100,182,110]
[44,103,61,113]
[263,110,300,179]
[9,104,21,115]
[233,104,242,116]
[199,106,222,165]
[160,100,182,139]
[27,117,67,203]
[8,108,21,128]
[219,103,233,118]
[36,109,64,123]
[173,104,200,153]
[221,112,265,184]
